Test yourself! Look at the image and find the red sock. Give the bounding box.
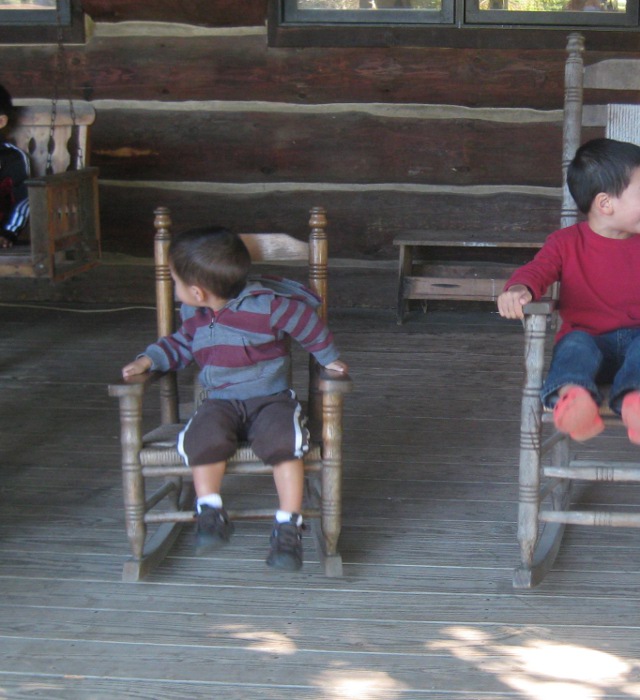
[553,386,604,442]
[621,391,640,445]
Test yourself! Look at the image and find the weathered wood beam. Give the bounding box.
[0,36,570,108]
[90,105,576,187]
[98,184,560,257]
[2,31,635,108]
[12,33,640,109]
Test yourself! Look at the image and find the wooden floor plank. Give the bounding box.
[0,677,323,700]
[6,592,640,655]
[0,636,622,697]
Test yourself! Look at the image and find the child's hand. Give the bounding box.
[324,360,348,374]
[122,356,152,378]
[497,285,532,320]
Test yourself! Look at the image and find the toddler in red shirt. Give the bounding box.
[498,138,640,444]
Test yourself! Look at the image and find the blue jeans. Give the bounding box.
[542,328,640,414]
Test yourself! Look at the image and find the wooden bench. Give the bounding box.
[0,101,100,281]
[394,230,543,323]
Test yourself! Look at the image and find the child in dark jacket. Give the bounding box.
[0,84,30,248]
[122,225,348,571]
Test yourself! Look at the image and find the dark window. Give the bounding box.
[0,0,84,43]
[0,0,69,25]
[271,0,639,47]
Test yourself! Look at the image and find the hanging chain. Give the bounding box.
[46,42,58,175]
[47,2,82,174]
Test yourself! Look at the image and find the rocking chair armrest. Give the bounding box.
[523,299,556,316]
[107,370,168,398]
[317,367,353,394]
[109,369,181,434]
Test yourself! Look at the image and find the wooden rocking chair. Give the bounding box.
[0,101,100,281]
[109,206,352,582]
[514,33,640,588]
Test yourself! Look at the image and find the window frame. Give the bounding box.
[0,0,84,44]
[269,0,640,47]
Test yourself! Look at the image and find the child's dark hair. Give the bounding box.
[168,225,251,300]
[0,84,13,123]
[568,138,640,214]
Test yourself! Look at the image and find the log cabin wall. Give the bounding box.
[0,0,638,259]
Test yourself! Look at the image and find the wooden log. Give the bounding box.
[91,107,585,186]
[98,184,560,257]
[0,37,581,108]
[2,32,636,107]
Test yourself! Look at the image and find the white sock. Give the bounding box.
[276,510,303,526]
[197,493,223,513]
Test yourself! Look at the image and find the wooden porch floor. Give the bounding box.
[2,298,640,699]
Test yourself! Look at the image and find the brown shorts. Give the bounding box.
[177,390,309,467]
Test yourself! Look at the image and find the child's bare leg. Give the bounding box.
[272,458,304,514]
[192,461,233,553]
[192,460,226,501]
[268,458,305,571]
[553,384,604,442]
[621,391,640,445]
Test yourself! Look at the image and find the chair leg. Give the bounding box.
[514,413,543,587]
[116,388,192,582]
[514,434,571,589]
[117,391,148,571]
[318,390,345,577]
[514,310,561,589]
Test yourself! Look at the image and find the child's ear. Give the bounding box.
[190,284,206,303]
[0,115,8,130]
[593,192,613,215]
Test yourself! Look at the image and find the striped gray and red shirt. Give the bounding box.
[143,276,340,400]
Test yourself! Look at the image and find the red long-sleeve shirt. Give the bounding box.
[504,222,640,341]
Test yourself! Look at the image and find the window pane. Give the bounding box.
[284,0,450,22]
[297,1,441,8]
[466,0,636,23]
[0,0,70,25]
[478,0,625,12]
[0,1,56,9]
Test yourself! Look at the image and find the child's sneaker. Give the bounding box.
[266,514,304,571]
[195,505,234,555]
